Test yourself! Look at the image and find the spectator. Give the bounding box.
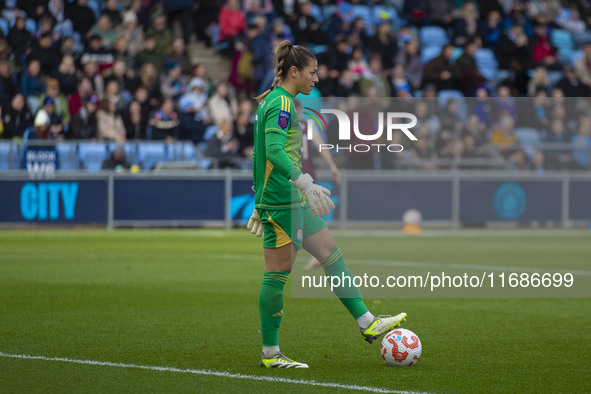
[359,54,391,97]
[21,59,43,113]
[17,0,47,22]
[490,112,519,157]
[38,78,71,130]
[324,39,351,76]
[574,41,591,87]
[48,0,75,39]
[527,66,551,96]
[233,110,254,157]
[104,59,134,102]
[97,97,126,143]
[348,46,369,81]
[208,81,238,126]
[403,0,431,27]
[32,106,52,140]
[395,39,422,91]
[88,15,117,51]
[391,64,412,96]
[530,23,561,70]
[149,98,179,142]
[129,0,151,30]
[369,22,398,70]
[414,100,441,134]
[115,11,144,58]
[177,96,206,144]
[181,77,209,121]
[438,99,464,133]
[137,35,164,73]
[100,0,122,27]
[423,44,456,91]
[555,66,591,97]
[454,40,485,96]
[246,20,272,92]
[462,114,488,153]
[137,62,162,109]
[166,38,192,76]
[1,93,34,139]
[314,64,335,97]
[495,84,517,121]
[572,116,591,169]
[80,35,114,72]
[68,77,94,117]
[80,60,104,98]
[217,0,246,47]
[59,37,80,65]
[36,96,65,139]
[0,60,17,104]
[160,61,188,100]
[205,117,241,168]
[111,38,135,80]
[192,64,216,97]
[452,2,480,47]
[123,100,149,140]
[7,10,34,66]
[290,0,327,46]
[270,17,294,43]
[544,118,573,169]
[66,0,96,38]
[163,0,194,45]
[101,144,131,171]
[425,0,454,28]
[194,0,224,46]
[333,69,358,97]
[52,54,77,96]
[477,10,503,49]
[27,32,59,76]
[496,23,530,71]
[103,80,126,113]
[69,94,98,139]
[146,14,174,60]
[470,86,493,127]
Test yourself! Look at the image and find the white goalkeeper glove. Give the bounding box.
[247,209,263,237]
[291,173,335,217]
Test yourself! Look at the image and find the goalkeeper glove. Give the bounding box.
[247,209,263,237]
[291,173,335,217]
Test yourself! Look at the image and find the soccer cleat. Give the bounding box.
[260,352,309,368]
[361,312,407,344]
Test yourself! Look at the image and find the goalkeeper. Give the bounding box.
[248,40,407,369]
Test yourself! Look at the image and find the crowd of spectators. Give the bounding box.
[0,0,590,171]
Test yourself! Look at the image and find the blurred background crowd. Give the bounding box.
[0,0,590,172]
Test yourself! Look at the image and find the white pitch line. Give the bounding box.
[0,352,426,394]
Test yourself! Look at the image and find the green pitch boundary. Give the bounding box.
[0,352,428,394]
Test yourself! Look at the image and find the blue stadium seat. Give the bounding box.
[137,142,167,170]
[26,18,36,35]
[475,48,498,80]
[571,49,584,65]
[350,4,373,27]
[0,141,13,171]
[310,3,324,23]
[419,26,448,47]
[87,0,100,19]
[78,142,108,172]
[421,45,442,64]
[451,47,463,63]
[55,142,76,171]
[551,28,574,64]
[0,18,8,36]
[373,4,399,30]
[515,127,541,159]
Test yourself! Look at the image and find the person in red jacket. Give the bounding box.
[218,0,246,47]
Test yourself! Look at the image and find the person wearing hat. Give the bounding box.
[177,95,206,145]
[160,60,188,100]
[179,77,209,121]
[69,94,98,139]
[38,78,71,130]
[116,10,144,57]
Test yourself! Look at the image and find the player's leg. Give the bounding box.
[303,222,407,344]
[258,209,308,368]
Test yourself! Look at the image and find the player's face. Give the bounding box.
[296,60,318,96]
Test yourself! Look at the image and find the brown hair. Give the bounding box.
[255,40,316,102]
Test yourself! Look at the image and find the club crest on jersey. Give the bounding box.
[278,110,290,129]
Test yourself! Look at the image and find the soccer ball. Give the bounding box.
[380,328,422,367]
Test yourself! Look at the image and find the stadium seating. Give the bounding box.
[437,89,468,122]
[55,142,77,171]
[372,4,399,30]
[451,47,463,63]
[0,18,8,36]
[0,141,15,171]
[87,0,101,19]
[137,142,167,170]
[419,26,449,47]
[515,127,541,159]
[421,45,442,64]
[571,50,584,65]
[551,28,574,65]
[475,48,498,81]
[78,142,108,172]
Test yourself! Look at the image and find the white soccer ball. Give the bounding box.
[402,209,422,225]
[380,328,422,367]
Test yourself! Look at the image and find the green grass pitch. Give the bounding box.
[1,229,590,393]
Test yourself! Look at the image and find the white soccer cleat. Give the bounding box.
[361,313,407,344]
